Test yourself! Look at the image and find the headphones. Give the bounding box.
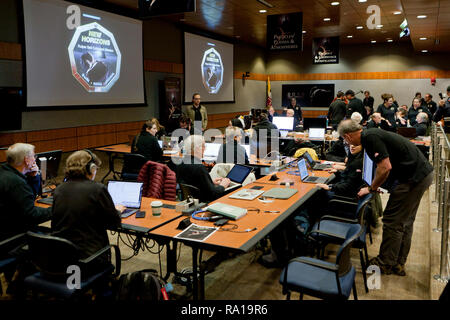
[83,149,96,175]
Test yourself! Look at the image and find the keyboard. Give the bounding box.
[37,196,53,205]
[305,176,320,182]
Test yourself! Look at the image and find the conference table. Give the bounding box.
[119,166,333,300]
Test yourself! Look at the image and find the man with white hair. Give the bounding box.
[350,111,363,124]
[175,135,230,202]
[413,112,429,137]
[0,143,52,241]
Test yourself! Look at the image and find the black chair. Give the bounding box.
[121,153,147,181]
[23,232,120,300]
[178,183,201,201]
[280,224,362,300]
[0,233,27,294]
[309,193,373,293]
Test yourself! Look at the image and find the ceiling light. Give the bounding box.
[422,50,428,53]
[259,9,267,13]
[417,15,427,19]
[324,18,331,21]
[356,26,363,29]
[347,35,353,38]
[376,25,383,29]
[359,0,367,2]
[419,37,427,40]
[393,11,402,15]
[331,2,340,5]
[302,30,306,34]
[371,40,376,43]
[387,39,393,42]
[179,18,186,22]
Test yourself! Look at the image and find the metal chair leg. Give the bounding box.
[353,281,358,300]
[359,249,369,293]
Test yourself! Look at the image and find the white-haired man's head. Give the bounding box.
[183,135,205,159]
[351,112,363,124]
[416,112,428,124]
[6,143,37,174]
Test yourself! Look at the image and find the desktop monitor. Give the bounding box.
[35,150,63,181]
[303,117,327,130]
[272,117,294,131]
[363,150,375,186]
[203,143,221,158]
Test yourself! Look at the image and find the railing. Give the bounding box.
[431,122,450,283]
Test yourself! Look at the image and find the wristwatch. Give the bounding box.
[368,186,376,193]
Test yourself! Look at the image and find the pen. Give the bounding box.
[264,210,280,213]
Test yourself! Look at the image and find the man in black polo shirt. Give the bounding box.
[328,91,347,127]
[424,93,437,116]
[433,86,450,123]
[287,97,303,124]
[338,120,433,276]
[345,90,367,123]
[363,90,375,115]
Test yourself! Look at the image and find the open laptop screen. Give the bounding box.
[273,117,294,131]
[226,165,252,184]
[309,128,325,140]
[107,181,143,208]
[297,159,309,180]
[363,150,374,186]
[204,143,221,157]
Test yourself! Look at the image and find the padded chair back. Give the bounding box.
[26,232,81,279]
[335,224,363,277]
[179,183,201,201]
[355,193,373,224]
[121,153,148,181]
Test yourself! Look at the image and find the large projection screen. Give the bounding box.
[22,0,145,108]
[184,32,234,103]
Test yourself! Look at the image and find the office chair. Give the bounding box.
[0,233,27,295]
[308,193,373,293]
[121,153,148,181]
[178,183,201,201]
[23,231,121,300]
[280,224,362,300]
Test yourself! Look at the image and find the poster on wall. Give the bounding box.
[267,12,303,51]
[312,36,339,64]
[281,84,335,108]
[159,77,182,133]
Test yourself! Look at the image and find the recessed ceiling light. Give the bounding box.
[324,18,331,21]
[347,35,353,38]
[419,37,427,40]
[371,40,376,43]
[180,18,186,22]
[359,0,367,2]
[331,2,340,5]
[302,30,307,34]
[235,35,241,38]
[422,50,428,53]
[376,25,383,29]
[259,9,267,13]
[356,26,363,29]
[417,15,427,19]
[393,11,402,15]
[387,39,393,42]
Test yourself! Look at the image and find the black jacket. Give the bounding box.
[328,100,347,125]
[217,141,249,165]
[433,98,450,122]
[175,156,225,203]
[0,164,52,241]
[408,105,432,126]
[330,151,364,197]
[132,131,163,162]
[346,97,367,121]
[51,178,121,261]
[413,122,428,137]
[251,119,280,158]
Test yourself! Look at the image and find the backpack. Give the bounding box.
[115,269,168,301]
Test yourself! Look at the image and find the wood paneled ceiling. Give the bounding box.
[104,0,449,52]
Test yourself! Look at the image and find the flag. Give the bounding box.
[266,76,272,107]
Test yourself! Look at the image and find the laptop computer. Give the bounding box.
[107,181,143,217]
[225,164,253,191]
[303,151,331,170]
[297,158,328,184]
[397,127,416,138]
[272,116,294,131]
[202,143,221,161]
[308,128,325,141]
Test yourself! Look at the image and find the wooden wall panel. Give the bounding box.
[115,121,143,131]
[0,132,27,146]
[77,133,116,150]
[303,110,328,118]
[116,130,139,144]
[0,41,21,60]
[33,137,78,154]
[77,124,116,136]
[26,128,77,143]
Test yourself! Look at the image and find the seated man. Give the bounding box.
[0,143,52,241]
[250,112,280,159]
[286,108,300,128]
[175,135,230,202]
[413,112,429,137]
[217,126,249,164]
[366,112,394,131]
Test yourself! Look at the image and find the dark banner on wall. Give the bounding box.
[267,12,303,51]
[159,77,182,133]
[312,36,339,64]
[281,84,335,108]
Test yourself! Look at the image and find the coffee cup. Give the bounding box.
[151,201,163,217]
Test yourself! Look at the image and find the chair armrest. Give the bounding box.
[0,233,26,248]
[111,245,121,276]
[289,257,339,272]
[331,195,358,202]
[329,198,358,207]
[79,245,112,265]
[0,233,27,257]
[309,229,346,240]
[79,245,121,277]
[320,215,358,224]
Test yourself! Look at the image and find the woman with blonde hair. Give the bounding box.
[148,118,166,139]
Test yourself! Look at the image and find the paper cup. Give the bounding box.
[151,201,163,217]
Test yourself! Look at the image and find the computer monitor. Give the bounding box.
[203,143,221,158]
[272,116,294,131]
[35,150,62,181]
[363,150,375,186]
[303,117,327,130]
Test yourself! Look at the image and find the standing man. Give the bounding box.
[287,97,303,124]
[433,86,450,123]
[185,93,208,133]
[338,120,433,276]
[327,91,347,127]
[363,90,375,116]
[424,93,437,116]
[345,90,367,123]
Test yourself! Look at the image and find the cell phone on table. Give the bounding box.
[135,211,146,218]
[121,209,138,218]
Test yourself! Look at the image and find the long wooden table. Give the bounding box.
[95,144,132,182]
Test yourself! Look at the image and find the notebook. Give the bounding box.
[308,128,325,141]
[225,164,253,191]
[107,181,143,209]
[298,158,328,184]
[229,188,265,200]
[262,188,298,199]
[303,151,331,170]
[207,202,247,220]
